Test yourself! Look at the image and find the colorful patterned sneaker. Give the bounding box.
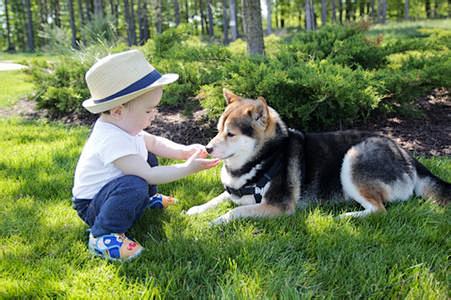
[88,233,143,261]
[148,193,177,209]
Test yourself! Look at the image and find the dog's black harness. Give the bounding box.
[224,159,282,203]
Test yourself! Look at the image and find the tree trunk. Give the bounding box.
[138,0,149,44]
[174,0,180,26]
[425,0,431,18]
[4,0,15,51]
[404,0,409,19]
[86,0,92,21]
[378,0,386,23]
[321,0,327,25]
[222,0,229,44]
[207,0,214,37]
[185,0,189,22]
[129,0,137,43]
[23,0,35,51]
[266,0,272,34]
[360,0,366,17]
[53,0,61,26]
[370,0,375,18]
[156,0,162,33]
[94,0,103,16]
[338,0,343,23]
[331,0,336,22]
[68,0,77,48]
[124,0,133,44]
[229,0,238,40]
[305,0,316,30]
[77,0,85,25]
[199,0,206,34]
[242,0,264,55]
[345,0,351,20]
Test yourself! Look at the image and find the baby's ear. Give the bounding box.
[223,88,241,105]
[109,105,124,119]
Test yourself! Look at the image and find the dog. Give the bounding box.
[186,89,450,224]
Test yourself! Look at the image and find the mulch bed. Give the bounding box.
[2,88,450,156]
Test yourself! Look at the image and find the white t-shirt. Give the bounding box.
[72,119,148,199]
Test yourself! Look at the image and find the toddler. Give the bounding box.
[72,50,219,261]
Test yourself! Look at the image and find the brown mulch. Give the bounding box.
[2,88,450,156]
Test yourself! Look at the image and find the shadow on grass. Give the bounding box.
[113,198,449,298]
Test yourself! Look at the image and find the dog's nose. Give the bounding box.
[205,146,213,154]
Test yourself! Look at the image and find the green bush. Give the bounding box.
[28,23,450,131]
[201,57,381,130]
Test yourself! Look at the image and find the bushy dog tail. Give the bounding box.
[414,160,450,205]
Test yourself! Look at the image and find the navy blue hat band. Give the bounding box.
[93,69,162,104]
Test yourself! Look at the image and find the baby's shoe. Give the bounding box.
[148,193,177,209]
[88,233,143,261]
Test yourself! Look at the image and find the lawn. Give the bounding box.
[0,71,34,108]
[0,118,449,298]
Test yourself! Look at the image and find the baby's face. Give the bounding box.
[123,87,163,135]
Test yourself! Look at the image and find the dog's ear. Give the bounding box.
[223,88,241,104]
[252,96,269,129]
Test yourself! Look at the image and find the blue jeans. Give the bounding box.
[73,153,158,237]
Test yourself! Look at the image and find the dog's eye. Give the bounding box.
[227,132,235,138]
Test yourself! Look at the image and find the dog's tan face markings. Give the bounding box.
[206,89,276,161]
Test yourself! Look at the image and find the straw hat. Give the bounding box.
[82,49,179,113]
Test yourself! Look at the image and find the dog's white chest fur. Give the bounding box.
[221,164,271,205]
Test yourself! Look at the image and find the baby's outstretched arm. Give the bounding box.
[143,132,202,160]
[113,150,219,185]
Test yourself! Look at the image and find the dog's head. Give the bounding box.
[206,89,285,168]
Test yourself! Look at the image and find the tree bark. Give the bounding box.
[360,0,365,17]
[94,0,103,16]
[222,0,229,44]
[68,0,77,48]
[138,0,149,44]
[156,0,163,33]
[425,0,431,18]
[242,0,264,55]
[174,0,181,26]
[321,0,327,25]
[23,0,35,51]
[378,0,386,23]
[229,0,238,40]
[370,0,375,18]
[305,0,315,30]
[266,0,272,34]
[345,0,351,20]
[53,0,61,26]
[331,0,336,22]
[338,0,343,23]
[4,0,15,51]
[199,0,206,34]
[404,0,409,19]
[207,0,214,37]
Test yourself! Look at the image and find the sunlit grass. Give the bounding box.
[0,71,34,108]
[0,118,449,298]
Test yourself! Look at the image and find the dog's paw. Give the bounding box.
[186,205,207,215]
[210,213,232,226]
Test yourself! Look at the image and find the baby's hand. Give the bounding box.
[184,144,208,159]
[185,150,220,173]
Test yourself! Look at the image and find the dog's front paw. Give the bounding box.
[210,212,232,226]
[186,205,207,215]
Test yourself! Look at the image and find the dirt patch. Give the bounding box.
[1,89,449,156]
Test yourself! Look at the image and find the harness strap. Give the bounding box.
[224,158,282,204]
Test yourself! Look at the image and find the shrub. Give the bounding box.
[201,57,381,130]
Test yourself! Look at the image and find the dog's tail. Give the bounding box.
[414,160,450,205]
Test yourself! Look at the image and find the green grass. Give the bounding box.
[0,118,449,298]
[0,71,34,108]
